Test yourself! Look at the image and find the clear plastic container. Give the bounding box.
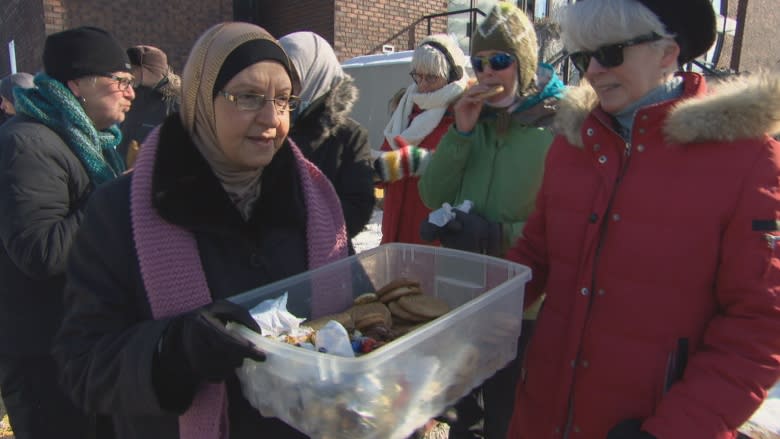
[229,243,530,439]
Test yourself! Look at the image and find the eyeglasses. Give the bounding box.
[470,53,515,73]
[409,72,444,85]
[568,33,663,74]
[99,74,137,91]
[219,91,301,113]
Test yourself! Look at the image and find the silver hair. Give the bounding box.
[410,44,449,80]
[558,0,675,53]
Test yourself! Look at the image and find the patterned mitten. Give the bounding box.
[373,136,432,183]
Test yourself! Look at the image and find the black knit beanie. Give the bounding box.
[43,26,131,83]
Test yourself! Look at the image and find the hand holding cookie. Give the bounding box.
[453,80,505,133]
[471,84,505,100]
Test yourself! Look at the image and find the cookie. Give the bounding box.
[397,295,450,319]
[353,292,379,305]
[375,278,420,298]
[378,285,422,304]
[354,312,387,331]
[474,84,504,100]
[351,302,392,329]
[388,300,430,323]
[304,311,354,331]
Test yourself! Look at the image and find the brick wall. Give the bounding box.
[0,0,46,77]
[0,0,233,76]
[251,1,446,61]
[334,0,448,61]
[1,0,448,76]
[255,0,335,44]
[61,0,233,73]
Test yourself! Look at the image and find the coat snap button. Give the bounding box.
[597,289,605,296]
[638,128,646,135]
[589,213,599,223]
[582,360,589,368]
[598,155,607,164]
[580,287,589,296]
[593,143,600,151]
[586,128,594,136]
[612,213,621,221]
[641,115,648,121]
[637,144,645,152]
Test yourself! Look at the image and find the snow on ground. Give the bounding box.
[745,382,780,436]
[352,208,383,254]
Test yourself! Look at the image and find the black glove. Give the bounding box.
[438,210,503,256]
[153,299,265,411]
[420,218,444,242]
[606,419,656,439]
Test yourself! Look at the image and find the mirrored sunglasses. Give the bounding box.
[470,52,515,73]
[568,33,662,74]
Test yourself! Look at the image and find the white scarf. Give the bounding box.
[383,75,468,149]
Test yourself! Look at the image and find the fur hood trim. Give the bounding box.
[665,74,780,143]
[303,75,359,145]
[555,73,780,148]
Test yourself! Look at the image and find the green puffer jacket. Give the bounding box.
[418,64,565,254]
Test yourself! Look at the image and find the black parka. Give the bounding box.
[54,115,312,438]
[288,77,374,239]
[0,114,92,356]
[117,80,179,162]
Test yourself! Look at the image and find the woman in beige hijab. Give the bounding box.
[54,22,348,439]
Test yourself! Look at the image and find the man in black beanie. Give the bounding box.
[119,45,181,166]
[0,25,134,439]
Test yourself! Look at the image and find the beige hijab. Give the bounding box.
[180,22,294,218]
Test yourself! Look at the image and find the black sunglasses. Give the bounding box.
[470,52,515,73]
[568,33,663,74]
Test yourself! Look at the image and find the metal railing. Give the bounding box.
[366,8,486,55]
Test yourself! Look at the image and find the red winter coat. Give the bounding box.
[506,73,780,439]
[380,105,453,245]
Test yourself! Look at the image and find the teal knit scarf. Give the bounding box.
[15,73,126,185]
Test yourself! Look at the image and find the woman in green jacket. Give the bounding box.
[419,3,564,259]
[417,3,564,438]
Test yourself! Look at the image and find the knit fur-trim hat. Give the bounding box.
[471,2,538,92]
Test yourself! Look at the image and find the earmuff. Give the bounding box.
[421,40,463,83]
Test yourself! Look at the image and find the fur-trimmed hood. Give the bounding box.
[291,75,358,147]
[555,72,780,147]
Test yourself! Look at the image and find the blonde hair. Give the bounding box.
[558,0,674,53]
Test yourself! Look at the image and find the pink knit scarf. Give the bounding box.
[130,126,348,439]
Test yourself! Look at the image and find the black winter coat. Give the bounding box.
[0,115,92,356]
[288,77,374,239]
[54,115,312,438]
[118,82,178,163]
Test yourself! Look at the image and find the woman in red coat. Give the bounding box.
[505,0,780,438]
[375,34,469,245]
